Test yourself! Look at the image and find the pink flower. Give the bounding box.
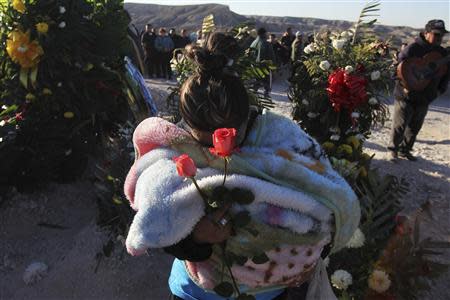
[209,128,237,157]
[173,154,197,177]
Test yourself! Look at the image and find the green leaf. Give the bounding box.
[231,188,255,205]
[233,211,251,227]
[252,253,270,264]
[0,104,18,117]
[213,282,234,297]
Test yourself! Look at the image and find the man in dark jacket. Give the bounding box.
[141,24,157,78]
[250,28,276,97]
[388,19,449,161]
[280,27,295,64]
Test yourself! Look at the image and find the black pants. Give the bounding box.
[388,97,429,153]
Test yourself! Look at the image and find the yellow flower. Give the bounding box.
[12,0,25,13]
[64,111,74,119]
[25,93,36,101]
[345,136,360,150]
[36,22,49,34]
[368,270,391,293]
[337,144,353,156]
[322,142,335,152]
[6,30,44,69]
[42,88,52,95]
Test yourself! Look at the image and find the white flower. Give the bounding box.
[303,43,317,54]
[371,70,381,81]
[319,60,331,71]
[331,270,353,290]
[1,105,7,109]
[344,65,354,74]
[0,120,5,127]
[351,112,360,118]
[59,6,66,14]
[57,82,62,87]
[346,228,365,248]
[368,97,378,105]
[330,134,341,141]
[0,137,3,143]
[368,270,391,293]
[307,112,318,118]
[58,21,66,28]
[302,99,309,105]
[332,39,347,50]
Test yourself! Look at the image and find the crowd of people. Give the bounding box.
[140,24,314,81]
[141,24,194,79]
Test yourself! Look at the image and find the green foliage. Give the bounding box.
[0,0,134,187]
[356,170,406,242]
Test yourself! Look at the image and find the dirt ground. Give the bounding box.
[1,77,449,300]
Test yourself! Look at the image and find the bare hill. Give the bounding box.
[124,2,424,46]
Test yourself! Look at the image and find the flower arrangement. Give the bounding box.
[0,0,134,186]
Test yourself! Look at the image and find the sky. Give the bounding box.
[125,0,450,29]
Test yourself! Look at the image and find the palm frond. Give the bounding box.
[352,0,381,44]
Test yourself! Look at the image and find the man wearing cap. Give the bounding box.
[388,19,449,161]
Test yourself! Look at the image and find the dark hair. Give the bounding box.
[180,33,249,132]
[257,28,267,36]
[269,33,276,38]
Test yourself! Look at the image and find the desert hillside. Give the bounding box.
[124,2,437,47]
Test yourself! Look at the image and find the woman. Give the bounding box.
[124,33,359,300]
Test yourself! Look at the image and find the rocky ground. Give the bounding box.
[1,77,449,300]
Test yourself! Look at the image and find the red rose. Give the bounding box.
[173,154,197,177]
[209,128,237,157]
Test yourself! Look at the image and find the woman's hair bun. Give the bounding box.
[185,44,227,76]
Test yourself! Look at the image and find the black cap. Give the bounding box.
[425,19,449,33]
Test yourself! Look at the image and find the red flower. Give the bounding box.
[327,68,368,112]
[209,128,237,157]
[173,154,197,177]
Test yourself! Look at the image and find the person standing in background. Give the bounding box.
[280,27,295,65]
[155,28,175,80]
[250,28,276,97]
[180,29,192,48]
[388,19,450,161]
[170,28,184,49]
[291,31,304,62]
[141,24,157,78]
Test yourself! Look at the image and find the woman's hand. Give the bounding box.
[192,203,232,244]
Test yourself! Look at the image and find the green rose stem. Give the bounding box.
[189,177,208,202]
[222,158,228,186]
[221,242,241,297]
